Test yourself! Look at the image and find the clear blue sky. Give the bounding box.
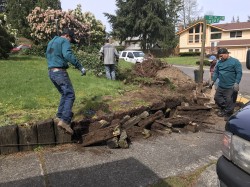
[60,0,250,31]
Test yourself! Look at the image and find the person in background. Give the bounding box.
[99,38,119,80]
[46,28,86,135]
[210,48,242,120]
[208,55,218,104]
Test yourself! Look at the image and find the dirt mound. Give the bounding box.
[130,58,196,94]
[133,58,167,78]
[72,59,226,149]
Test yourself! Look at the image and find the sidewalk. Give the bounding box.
[0,131,223,187]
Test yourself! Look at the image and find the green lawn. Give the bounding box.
[0,56,133,125]
[162,56,203,66]
[0,55,207,126]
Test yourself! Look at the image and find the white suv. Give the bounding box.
[119,51,145,63]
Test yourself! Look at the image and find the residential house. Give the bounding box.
[123,37,141,50]
[177,21,250,62]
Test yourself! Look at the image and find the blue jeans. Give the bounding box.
[49,70,75,123]
[104,64,116,80]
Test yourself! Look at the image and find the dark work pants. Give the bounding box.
[214,86,235,114]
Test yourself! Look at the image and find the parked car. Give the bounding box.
[216,50,250,186]
[11,44,31,53]
[119,50,145,63]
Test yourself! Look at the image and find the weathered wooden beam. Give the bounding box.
[82,126,116,147]
[177,105,211,111]
[138,110,164,129]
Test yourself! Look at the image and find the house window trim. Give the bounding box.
[188,23,203,44]
[230,31,242,38]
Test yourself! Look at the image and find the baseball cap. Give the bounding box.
[208,55,217,62]
[62,28,77,44]
[217,48,229,55]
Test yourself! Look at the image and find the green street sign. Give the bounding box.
[205,15,225,24]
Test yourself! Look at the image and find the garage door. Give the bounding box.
[228,48,247,62]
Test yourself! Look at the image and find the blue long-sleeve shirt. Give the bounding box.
[46,36,83,70]
[212,57,242,89]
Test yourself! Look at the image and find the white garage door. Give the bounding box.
[228,48,247,62]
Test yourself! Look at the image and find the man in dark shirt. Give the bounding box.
[210,48,242,120]
[46,28,86,134]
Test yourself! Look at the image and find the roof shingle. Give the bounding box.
[212,22,250,30]
[218,39,250,47]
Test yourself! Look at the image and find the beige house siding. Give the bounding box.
[227,47,248,62]
[177,22,250,62]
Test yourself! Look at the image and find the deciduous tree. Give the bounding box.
[178,0,202,28]
[27,7,89,44]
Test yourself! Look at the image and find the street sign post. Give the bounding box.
[198,15,225,84]
[204,15,225,24]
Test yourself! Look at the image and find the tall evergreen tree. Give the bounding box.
[163,0,182,49]
[105,0,168,51]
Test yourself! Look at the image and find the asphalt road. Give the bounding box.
[174,63,250,97]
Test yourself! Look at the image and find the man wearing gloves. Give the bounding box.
[46,28,86,134]
[210,48,242,120]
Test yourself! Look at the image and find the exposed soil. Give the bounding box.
[101,58,197,115]
[74,58,228,145]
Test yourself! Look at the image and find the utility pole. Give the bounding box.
[199,18,206,83]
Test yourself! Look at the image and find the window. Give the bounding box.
[189,28,194,33]
[133,52,144,57]
[195,25,200,33]
[188,23,203,43]
[230,31,242,38]
[122,52,127,57]
[189,35,193,43]
[195,49,200,52]
[195,35,200,43]
[189,49,194,52]
[211,33,222,39]
[127,52,134,58]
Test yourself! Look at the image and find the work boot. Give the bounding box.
[58,120,74,135]
[54,117,60,125]
[217,110,226,117]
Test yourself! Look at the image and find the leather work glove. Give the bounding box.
[233,83,239,92]
[80,68,86,76]
[209,81,214,89]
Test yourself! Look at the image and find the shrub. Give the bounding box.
[20,44,47,57]
[179,52,201,56]
[195,60,210,66]
[0,26,15,59]
[76,50,104,75]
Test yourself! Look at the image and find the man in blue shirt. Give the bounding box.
[46,28,86,134]
[210,48,242,120]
